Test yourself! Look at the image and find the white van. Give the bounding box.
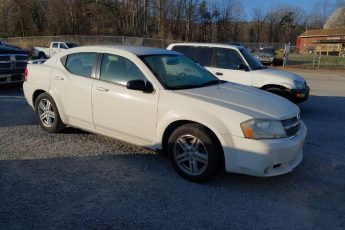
[167,43,309,103]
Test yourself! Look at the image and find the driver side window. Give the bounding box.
[60,43,68,49]
[100,54,146,86]
[215,48,244,70]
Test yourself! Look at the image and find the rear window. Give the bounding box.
[65,52,98,77]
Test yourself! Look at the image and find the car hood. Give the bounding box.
[254,68,305,83]
[174,82,299,120]
[0,44,27,54]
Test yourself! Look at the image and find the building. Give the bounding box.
[297,7,345,56]
[296,29,345,55]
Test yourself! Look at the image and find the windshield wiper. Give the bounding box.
[170,80,226,90]
[198,79,226,87]
[253,66,268,70]
[170,85,198,90]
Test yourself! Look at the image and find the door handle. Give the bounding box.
[215,72,223,76]
[55,76,64,80]
[95,86,109,92]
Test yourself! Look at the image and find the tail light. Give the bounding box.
[24,67,28,81]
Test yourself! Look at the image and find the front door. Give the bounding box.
[92,53,159,145]
[209,48,252,86]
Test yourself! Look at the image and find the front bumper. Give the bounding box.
[222,121,307,177]
[289,86,310,103]
[0,72,24,85]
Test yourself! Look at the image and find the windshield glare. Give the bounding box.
[142,54,219,90]
[239,48,266,70]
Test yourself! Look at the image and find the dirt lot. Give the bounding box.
[0,69,344,229]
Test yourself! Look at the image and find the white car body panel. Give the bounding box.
[23,45,306,177]
[208,66,252,86]
[250,68,306,88]
[92,79,159,145]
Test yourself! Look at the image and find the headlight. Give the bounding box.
[241,119,287,139]
[293,80,305,89]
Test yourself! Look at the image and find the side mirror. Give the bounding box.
[126,80,154,93]
[238,63,248,71]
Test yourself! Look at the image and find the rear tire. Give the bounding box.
[168,123,223,182]
[35,93,65,133]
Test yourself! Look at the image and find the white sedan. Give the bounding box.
[23,45,306,182]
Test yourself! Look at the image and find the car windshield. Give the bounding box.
[141,54,223,90]
[240,48,267,70]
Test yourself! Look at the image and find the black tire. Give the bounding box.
[266,87,292,101]
[168,123,223,182]
[35,93,65,133]
[38,52,47,59]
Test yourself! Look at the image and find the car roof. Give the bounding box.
[72,45,180,56]
[168,43,242,50]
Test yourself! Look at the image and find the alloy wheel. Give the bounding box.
[37,99,56,128]
[173,134,209,176]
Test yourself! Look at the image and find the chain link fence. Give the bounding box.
[4,35,345,68]
[286,46,345,69]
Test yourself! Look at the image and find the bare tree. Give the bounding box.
[252,7,266,42]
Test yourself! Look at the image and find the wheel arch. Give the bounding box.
[261,84,287,91]
[32,89,47,106]
[161,120,225,155]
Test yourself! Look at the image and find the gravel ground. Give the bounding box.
[0,70,344,230]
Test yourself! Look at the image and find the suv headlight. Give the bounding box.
[241,119,287,139]
[293,80,305,89]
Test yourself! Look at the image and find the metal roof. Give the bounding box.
[299,29,345,37]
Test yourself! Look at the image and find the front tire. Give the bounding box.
[168,123,223,182]
[35,93,65,133]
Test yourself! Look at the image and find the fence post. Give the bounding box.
[318,53,321,69]
[283,43,290,68]
[312,48,316,68]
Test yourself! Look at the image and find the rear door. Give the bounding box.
[211,48,252,86]
[51,51,99,129]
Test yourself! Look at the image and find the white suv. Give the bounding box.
[167,43,309,103]
[23,45,306,182]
